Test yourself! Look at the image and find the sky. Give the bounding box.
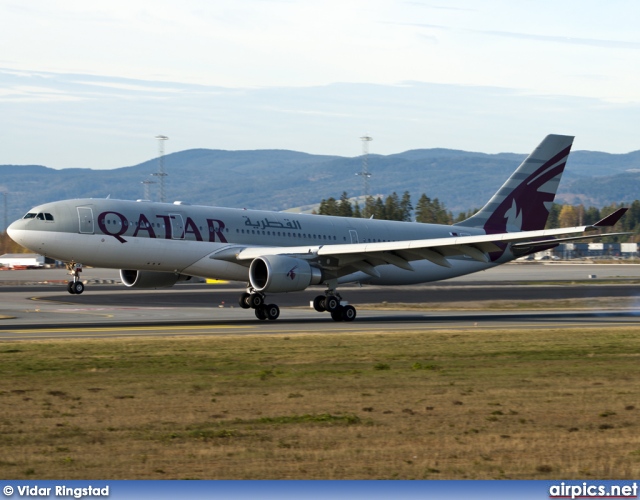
[1,0,640,169]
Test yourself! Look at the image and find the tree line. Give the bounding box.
[317,191,454,224]
[546,201,640,242]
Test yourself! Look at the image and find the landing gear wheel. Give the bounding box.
[331,306,344,322]
[265,304,280,321]
[249,293,264,309]
[255,306,268,320]
[313,295,326,312]
[67,282,76,295]
[325,296,340,312]
[341,305,356,322]
[239,292,251,309]
[72,282,84,295]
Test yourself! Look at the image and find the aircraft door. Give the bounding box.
[349,229,359,244]
[77,207,94,234]
[169,214,185,239]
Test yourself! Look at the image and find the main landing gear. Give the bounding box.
[66,262,85,295]
[238,288,356,321]
[238,290,280,321]
[237,288,356,322]
[312,292,356,322]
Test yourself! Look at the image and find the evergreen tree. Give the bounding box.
[583,206,601,226]
[415,194,432,223]
[399,191,412,222]
[384,192,401,221]
[338,192,353,217]
[318,197,339,216]
[353,201,362,218]
[431,198,451,224]
[455,208,477,223]
[364,196,376,219]
[545,203,561,229]
[373,197,386,220]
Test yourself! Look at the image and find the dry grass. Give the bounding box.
[358,296,637,311]
[1,327,640,479]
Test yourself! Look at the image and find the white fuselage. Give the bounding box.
[8,198,510,288]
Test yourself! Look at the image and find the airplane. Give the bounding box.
[6,134,628,322]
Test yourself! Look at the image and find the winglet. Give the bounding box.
[592,208,627,228]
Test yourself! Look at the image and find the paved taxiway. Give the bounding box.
[1,263,639,340]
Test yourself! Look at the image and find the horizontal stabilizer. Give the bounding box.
[592,208,627,227]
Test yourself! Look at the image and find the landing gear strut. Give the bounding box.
[313,290,357,322]
[66,262,85,295]
[238,288,279,321]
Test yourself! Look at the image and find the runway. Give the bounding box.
[1,263,640,340]
[1,308,640,341]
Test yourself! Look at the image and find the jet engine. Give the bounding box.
[120,269,192,288]
[249,255,323,293]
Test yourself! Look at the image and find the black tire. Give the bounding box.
[249,293,264,309]
[342,305,356,322]
[265,304,280,321]
[325,296,340,312]
[255,306,268,320]
[313,295,326,312]
[67,281,76,295]
[239,292,251,309]
[330,307,344,322]
[73,282,85,295]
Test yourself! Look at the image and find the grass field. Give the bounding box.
[1,326,639,479]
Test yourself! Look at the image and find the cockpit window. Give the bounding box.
[22,212,54,221]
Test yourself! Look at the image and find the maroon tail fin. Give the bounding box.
[455,134,574,233]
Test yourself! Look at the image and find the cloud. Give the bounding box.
[395,21,640,50]
[479,30,640,50]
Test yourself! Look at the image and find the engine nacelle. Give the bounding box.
[120,269,192,288]
[249,255,323,293]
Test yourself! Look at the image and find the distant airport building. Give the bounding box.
[0,253,57,269]
[533,242,639,260]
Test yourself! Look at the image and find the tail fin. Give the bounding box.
[455,134,573,233]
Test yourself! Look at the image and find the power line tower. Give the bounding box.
[1,190,7,234]
[141,178,156,201]
[153,135,169,202]
[356,134,373,201]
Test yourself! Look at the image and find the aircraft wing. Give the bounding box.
[229,208,628,276]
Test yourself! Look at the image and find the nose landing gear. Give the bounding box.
[66,262,85,295]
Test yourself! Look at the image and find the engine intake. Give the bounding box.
[249,255,323,293]
[120,269,192,288]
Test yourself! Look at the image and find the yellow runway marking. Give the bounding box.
[7,324,253,334]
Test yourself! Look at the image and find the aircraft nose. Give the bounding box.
[7,218,26,244]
